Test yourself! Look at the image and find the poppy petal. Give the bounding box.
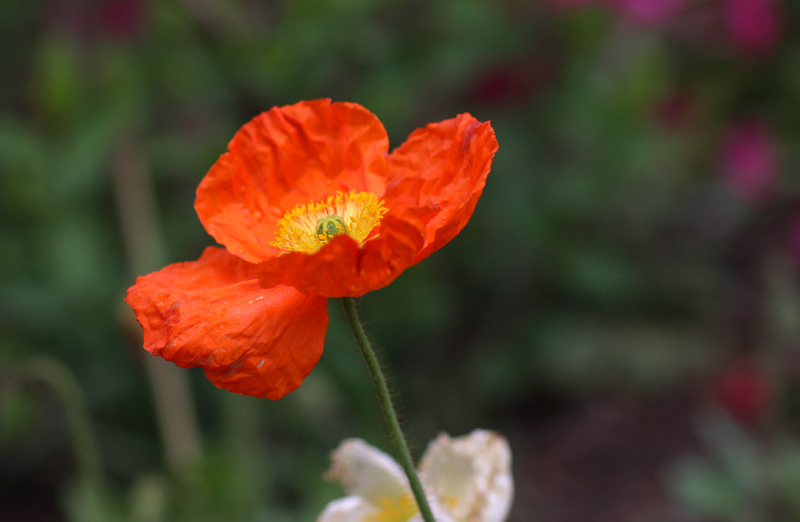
[419,430,514,522]
[195,99,390,264]
[385,114,498,264]
[325,439,410,503]
[321,438,460,522]
[318,496,381,522]
[124,247,329,399]
[257,215,424,297]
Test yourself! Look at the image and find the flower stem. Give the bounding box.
[111,134,202,472]
[341,297,436,522]
[10,357,109,497]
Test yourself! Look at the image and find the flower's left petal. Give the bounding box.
[258,215,424,297]
[317,496,379,522]
[324,439,410,504]
[385,114,498,264]
[124,247,329,400]
[419,430,514,522]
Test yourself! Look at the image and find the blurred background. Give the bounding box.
[2,0,800,520]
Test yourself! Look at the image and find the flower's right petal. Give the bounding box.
[419,430,514,522]
[324,439,410,504]
[124,247,329,400]
[195,99,390,265]
[317,496,379,522]
[385,114,498,265]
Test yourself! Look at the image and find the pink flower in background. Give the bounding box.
[548,0,686,25]
[607,0,685,25]
[719,119,779,203]
[724,0,782,59]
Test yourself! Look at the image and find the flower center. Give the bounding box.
[367,495,418,522]
[271,191,388,254]
[316,214,347,241]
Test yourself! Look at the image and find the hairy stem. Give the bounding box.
[341,297,436,522]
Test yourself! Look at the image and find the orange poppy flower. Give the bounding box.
[125,99,498,399]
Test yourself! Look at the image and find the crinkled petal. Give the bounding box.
[419,430,514,522]
[385,114,498,264]
[324,439,410,504]
[258,215,425,297]
[124,247,329,400]
[317,496,380,522]
[196,99,390,264]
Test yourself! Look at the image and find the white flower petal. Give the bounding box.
[419,430,514,522]
[317,496,380,522]
[325,438,410,504]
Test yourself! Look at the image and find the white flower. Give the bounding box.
[318,429,513,522]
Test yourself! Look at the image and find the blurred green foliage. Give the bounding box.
[1,0,800,520]
[670,414,800,520]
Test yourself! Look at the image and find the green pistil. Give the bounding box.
[316,214,347,242]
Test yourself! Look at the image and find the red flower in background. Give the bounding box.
[125,99,498,399]
[547,0,784,62]
[718,119,779,203]
[712,358,772,426]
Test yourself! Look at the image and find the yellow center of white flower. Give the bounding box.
[271,191,388,254]
[367,495,417,522]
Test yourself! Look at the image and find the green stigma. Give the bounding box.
[316,214,347,242]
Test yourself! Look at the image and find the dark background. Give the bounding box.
[2,0,800,520]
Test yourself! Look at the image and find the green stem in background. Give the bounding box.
[111,134,202,472]
[341,297,437,522]
[11,357,107,491]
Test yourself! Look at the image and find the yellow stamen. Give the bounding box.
[271,191,388,254]
[366,495,418,522]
